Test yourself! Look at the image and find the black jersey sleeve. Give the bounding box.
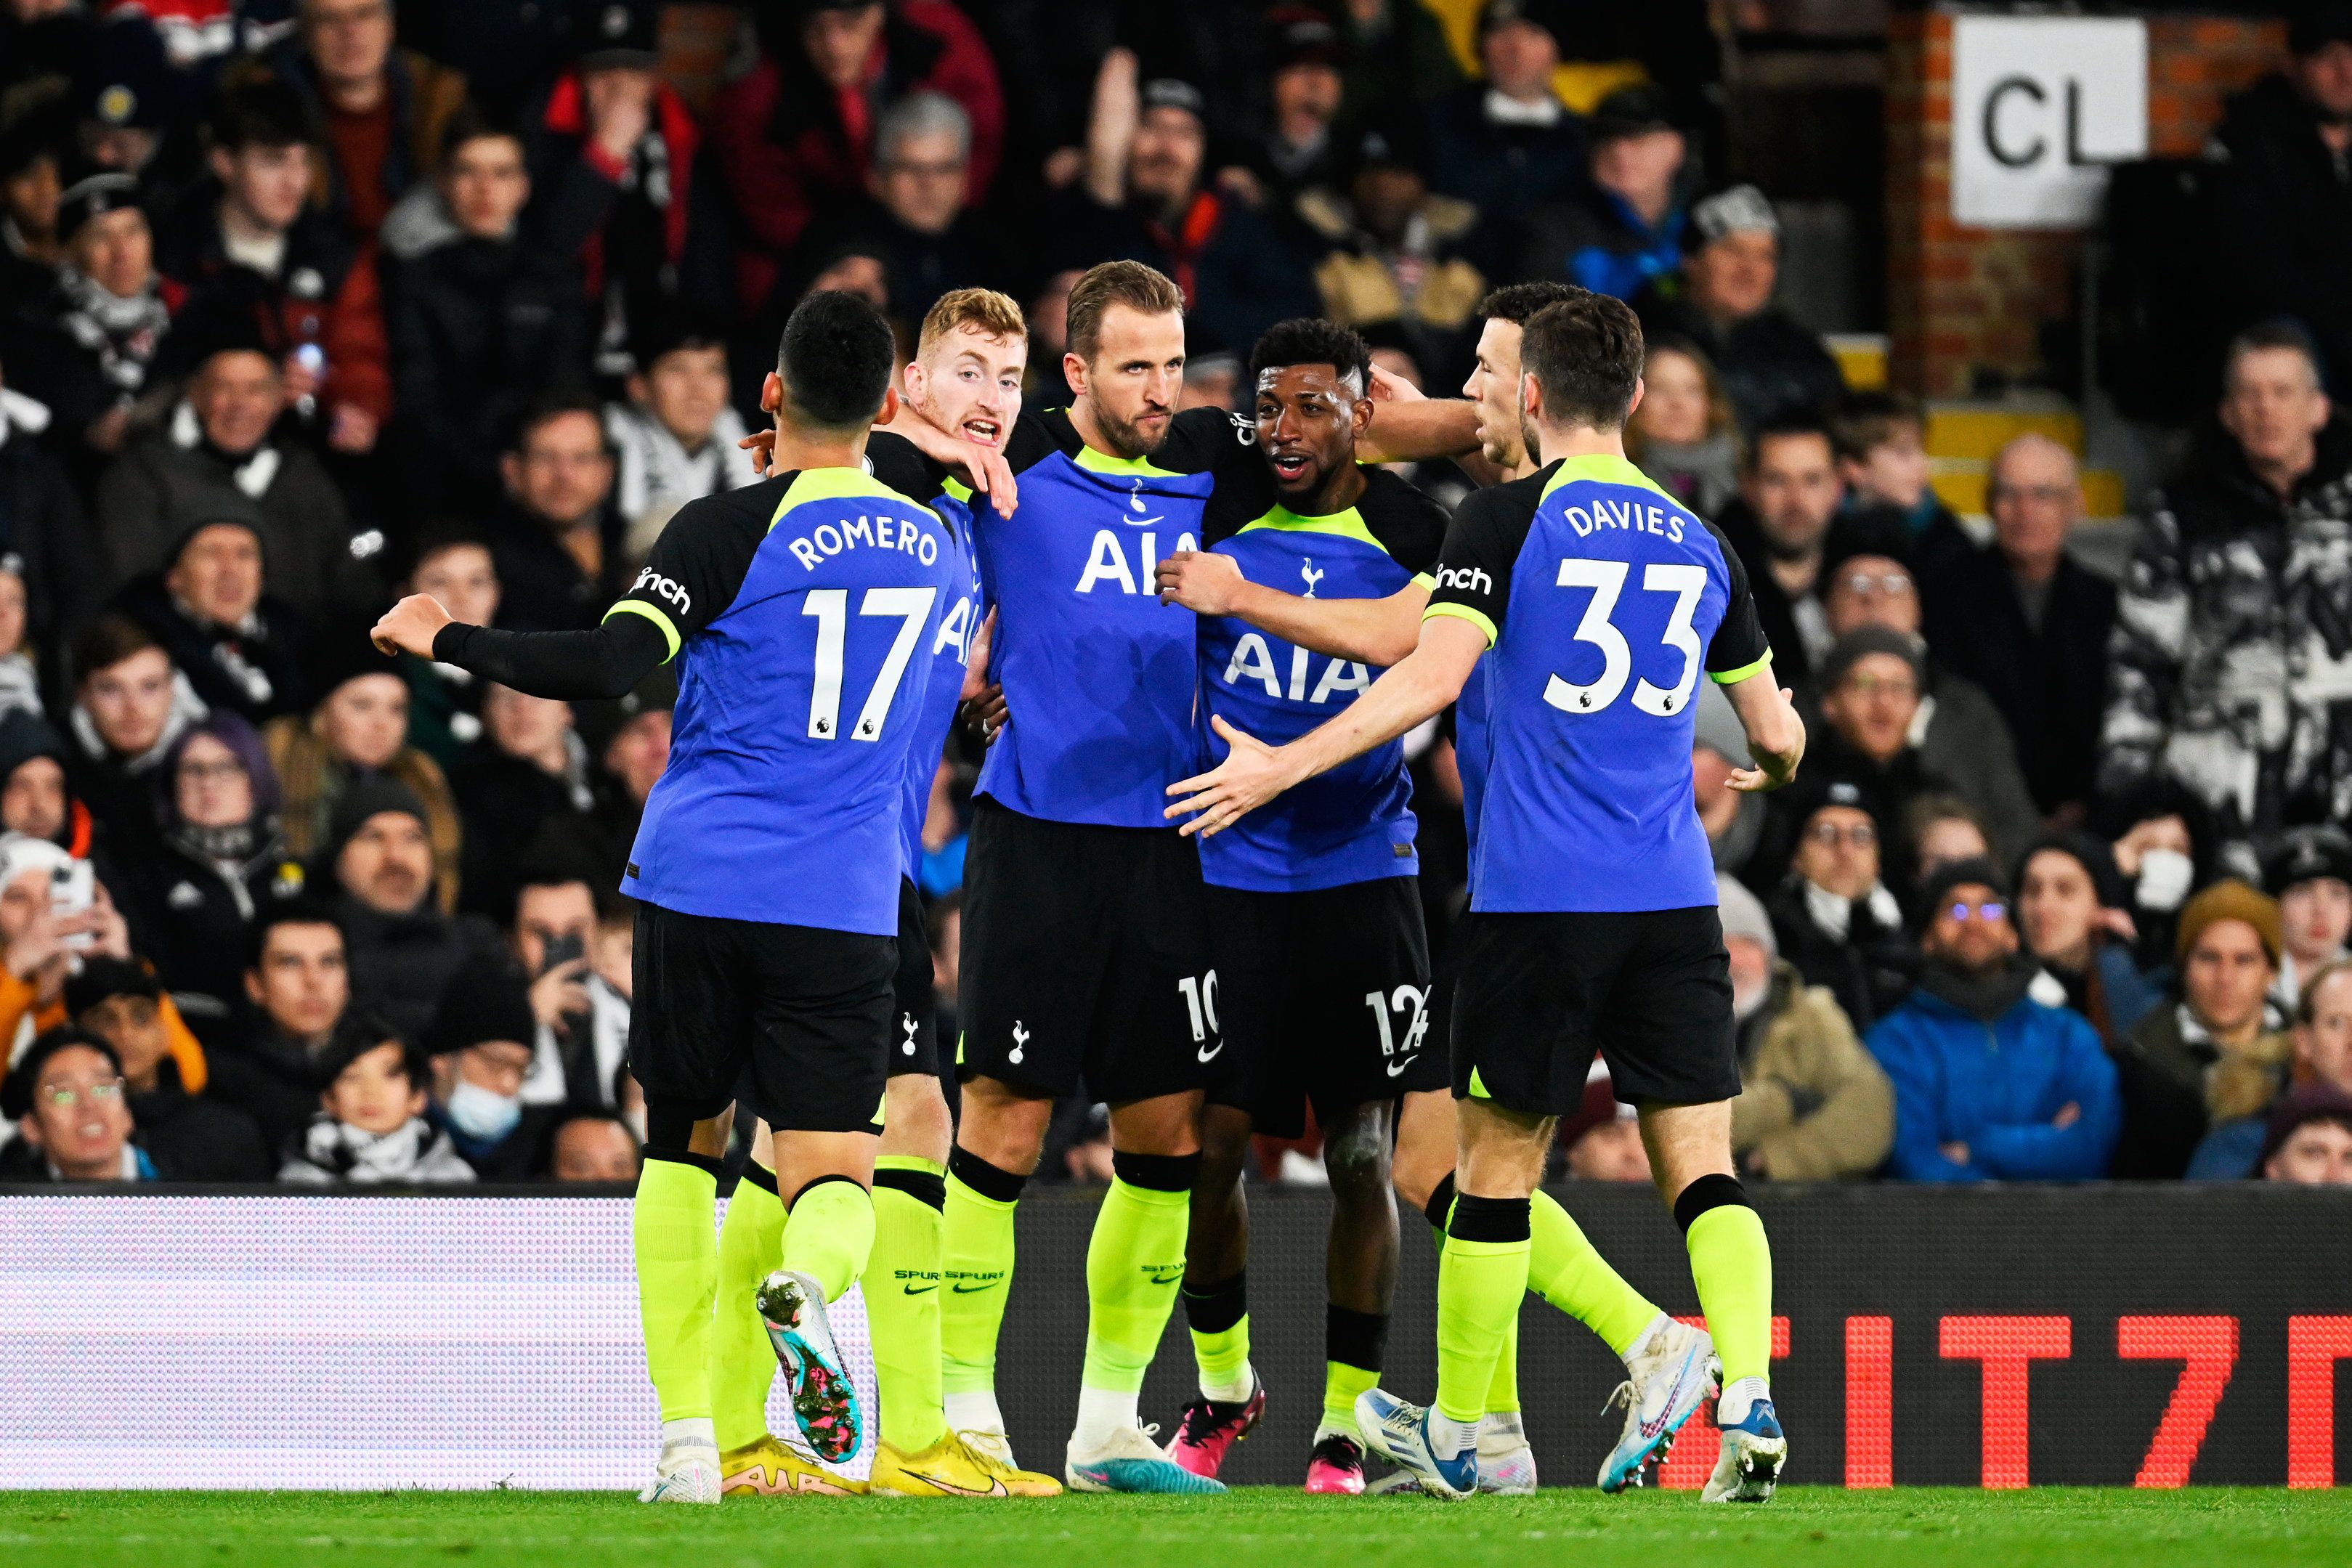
[431,614,670,701]
[1157,405,1258,476]
[606,483,773,654]
[866,431,950,503]
[1006,407,1076,471]
[1701,518,1775,681]
[1422,472,1544,646]
[1356,469,1450,582]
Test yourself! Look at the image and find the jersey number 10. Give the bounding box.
[1543,559,1706,718]
[803,586,938,742]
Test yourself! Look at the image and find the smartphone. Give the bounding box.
[539,931,585,975]
[52,860,94,951]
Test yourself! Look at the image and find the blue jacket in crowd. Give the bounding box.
[1866,973,2123,1182]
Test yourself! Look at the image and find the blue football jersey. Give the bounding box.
[1424,455,1772,914]
[609,467,959,935]
[899,487,986,880]
[965,407,1267,829]
[1194,470,1445,891]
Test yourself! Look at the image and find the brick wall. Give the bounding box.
[1885,5,2284,398]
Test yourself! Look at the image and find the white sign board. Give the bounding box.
[1952,15,2148,228]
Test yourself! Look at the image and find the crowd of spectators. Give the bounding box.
[0,0,2348,1190]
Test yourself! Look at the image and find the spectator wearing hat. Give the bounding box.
[2112,879,2294,1179]
[602,314,757,565]
[574,674,670,873]
[70,11,182,181]
[1634,184,1843,436]
[0,711,86,853]
[63,612,207,856]
[447,683,597,922]
[2191,958,2352,1178]
[520,0,730,378]
[1627,334,1739,518]
[843,89,1003,324]
[422,947,553,1180]
[1051,50,1315,356]
[1866,857,2122,1182]
[92,312,374,628]
[2254,1084,2352,1185]
[279,1023,474,1184]
[711,0,1003,317]
[116,711,301,1018]
[264,633,462,910]
[205,901,350,1153]
[1295,113,1485,386]
[68,954,269,1178]
[2101,324,2352,861]
[2206,4,2352,400]
[263,0,472,248]
[1921,433,2117,823]
[113,516,307,723]
[2263,826,2352,1012]
[318,773,499,1042]
[1816,561,2042,864]
[0,1027,155,1182]
[381,113,596,508]
[1424,1,1588,245]
[1243,9,1352,210]
[151,77,391,453]
[1517,84,1691,302]
[17,166,177,472]
[0,831,134,1060]
[1720,874,1893,1180]
[486,394,628,634]
[2015,832,2162,1044]
[0,343,105,646]
[1763,773,1913,1032]
[392,529,499,766]
[548,1109,638,1181]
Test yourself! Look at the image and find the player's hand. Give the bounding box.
[372,593,455,659]
[84,882,130,961]
[960,684,1008,744]
[960,607,997,701]
[529,956,593,1031]
[738,426,779,476]
[1164,715,1297,837]
[964,443,1018,519]
[1726,688,1804,793]
[1366,361,1424,403]
[1156,550,1245,614]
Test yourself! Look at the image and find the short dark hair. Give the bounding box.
[211,78,315,154]
[1065,260,1184,362]
[776,291,896,431]
[2223,318,2326,390]
[510,392,609,455]
[0,1027,123,1121]
[71,613,165,687]
[1520,291,1645,432]
[437,105,522,168]
[1828,390,1923,465]
[1247,317,1371,394]
[1477,281,1583,327]
[1745,415,1836,471]
[248,899,346,970]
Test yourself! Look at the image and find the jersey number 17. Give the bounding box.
[803,587,938,742]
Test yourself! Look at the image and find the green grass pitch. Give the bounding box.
[4,1489,2347,1567]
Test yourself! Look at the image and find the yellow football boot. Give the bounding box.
[869,1431,1063,1498]
[719,1434,866,1498]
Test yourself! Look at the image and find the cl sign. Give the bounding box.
[1951,16,2148,228]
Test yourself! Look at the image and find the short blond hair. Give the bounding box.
[918,288,1027,358]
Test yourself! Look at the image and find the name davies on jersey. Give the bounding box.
[1564,493,1687,543]
[783,510,944,571]
[1221,633,1372,705]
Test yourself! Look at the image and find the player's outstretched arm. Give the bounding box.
[1357,397,1481,466]
[1166,614,1485,837]
[1722,673,1806,793]
[1156,551,1428,666]
[872,409,1018,518]
[372,593,668,702]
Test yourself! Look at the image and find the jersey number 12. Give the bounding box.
[1543,559,1706,718]
[803,586,938,742]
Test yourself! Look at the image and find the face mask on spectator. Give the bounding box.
[2138,848,2195,912]
[443,1076,521,1142]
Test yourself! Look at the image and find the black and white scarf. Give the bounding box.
[55,267,172,399]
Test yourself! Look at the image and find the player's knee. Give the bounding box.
[955,1078,1050,1173]
[1671,1171,1753,1232]
[1107,1093,1202,1158]
[1111,1148,1201,1193]
[880,1075,953,1163]
[947,1145,1031,1205]
[1322,1105,1394,1202]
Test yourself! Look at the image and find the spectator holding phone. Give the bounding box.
[507,864,627,1111]
[0,831,131,1059]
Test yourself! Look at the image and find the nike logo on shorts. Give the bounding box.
[1385,1055,1419,1078]
[1196,1040,1222,1063]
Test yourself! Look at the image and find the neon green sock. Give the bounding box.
[1184,1272,1252,1401]
[633,1155,718,1423]
[1323,1360,1379,1437]
[867,1156,948,1453]
[1483,1308,1522,1415]
[710,1165,785,1451]
[1530,1190,1660,1357]
[1081,1177,1191,1394]
[780,1176,874,1302]
[1686,1203,1774,1386]
[1436,1235,1528,1424]
[940,1169,1017,1400]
